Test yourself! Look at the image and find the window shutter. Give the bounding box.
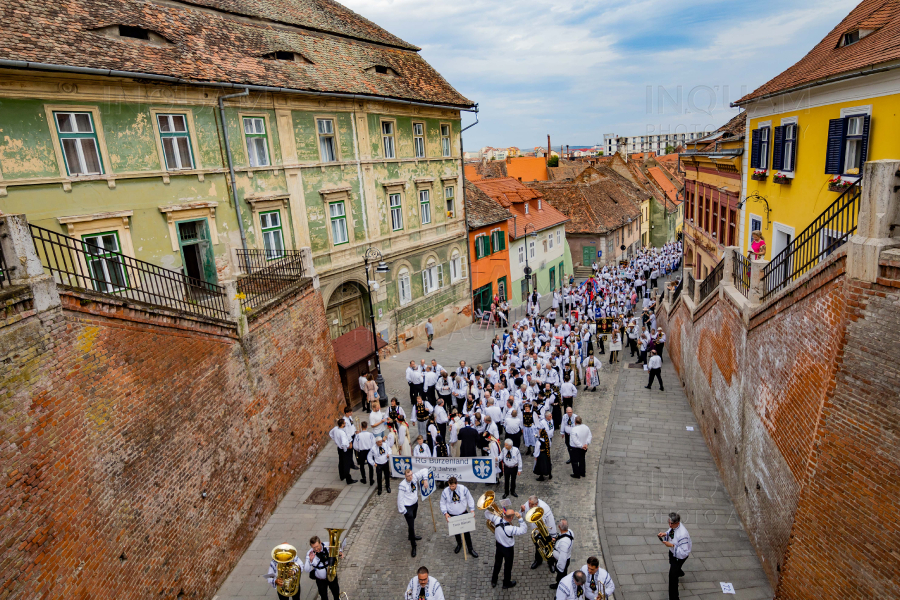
[438,264,445,288]
[789,125,798,173]
[475,237,483,259]
[749,128,761,169]
[772,125,785,171]
[499,231,506,251]
[858,114,871,168]
[422,270,428,294]
[824,118,846,175]
[460,256,467,278]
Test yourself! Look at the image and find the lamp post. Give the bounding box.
[522,223,537,308]
[363,247,390,402]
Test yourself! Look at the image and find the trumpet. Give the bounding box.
[477,490,504,533]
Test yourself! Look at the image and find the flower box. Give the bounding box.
[827,176,852,193]
[772,174,791,185]
[751,171,767,181]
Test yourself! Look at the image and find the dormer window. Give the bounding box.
[119,25,149,40]
[93,25,172,46]
[366,65,399,76]
[524,202,529,215]
[263,51,311,64]
[538,198,542,210]
[839,28,873,47]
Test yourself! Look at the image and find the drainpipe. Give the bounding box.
[218,88,250,253]
[459,107,479,314]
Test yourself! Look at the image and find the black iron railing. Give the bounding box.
[671,279,683,305]
[236,249,305,275]
[762,178,861,301]
[685,270,695,300]
[236,252,306,313]
[733,252,751,297]
[699,259,724,302]
[29,224,229,320]
[0,244,11,288]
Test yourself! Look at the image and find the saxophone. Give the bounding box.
[271,544,301,597]
[325,527,346,582]
[525,506,555,563]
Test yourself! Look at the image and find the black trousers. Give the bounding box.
[337,448,352,482]
[492,543,515,585]
[409,382,423,405]
[356,450,373,483]
[564,433,572,461]
[647,368,663,390]
[424,386,436,404]
[503,466,518,495]
[668,553,688,600]
[374,463,391,492]
[314,576,341,600]
[629,337,638,356]
[506,430,522,449]
[454,396,466,414]
[639,349,648,365]
[562,396,574,411]
[555,559,570,584]
[437,420,447,442]
[403,502,419,545]
[570,446,587,477]
[597,335,605,354]
[277,590,301,600]
[533,545,544,566]
[657,343,665,362]
[552,405,562,431]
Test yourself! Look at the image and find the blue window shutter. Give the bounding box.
[824,118,845,175]
[858,114,871,168]
[749,128,761,169]
[772,126,785,171]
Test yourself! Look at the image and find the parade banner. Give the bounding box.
[420,470,437,499]
[390,456,495,483]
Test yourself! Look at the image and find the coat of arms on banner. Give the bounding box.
[420,470,436,498]
[472,458,493,480]
[392,457,412,474]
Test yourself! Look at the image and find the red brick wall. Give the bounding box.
[0,282,345,599]
[660,250,900,597]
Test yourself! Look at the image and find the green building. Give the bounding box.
[0,0,476,349]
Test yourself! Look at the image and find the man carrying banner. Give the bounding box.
[439,476,478,558]
[398,468,430,557]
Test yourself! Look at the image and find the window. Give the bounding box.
[825,113,870,176]
[422,261,442,294]
[491,229,506,252]
[413,122,426,158]
[556,230,561,246]
[157,114,194,170]
[55,112,104,176]
[450,250,464,282]
[329,201,348,245]
[518,245,525,265]
[475,234,490,259]
[844,116,865,174]
[524,202,529,215]
[728,209,737,246]
[782,123,795,172]
[419,189,431,225]
[389,193,403,231]
[82,232,127,293]
[382,121,396,159]
[243,117,270,167]
[841,30,860,46]
[445,186,455,216]
[441,124,451,157]
[548,231,554,249]
[259,210,285,259]
[398,268,412,305]
[749,125,770,170]
[749,215,763,250]
[529,240,535,259]
[317,119,337,162]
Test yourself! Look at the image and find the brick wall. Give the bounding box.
[0,281,345,599]
[660,249,900,599]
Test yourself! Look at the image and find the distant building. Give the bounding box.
[605,132,706,156]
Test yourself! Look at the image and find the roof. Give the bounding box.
[526,166,642,235]
[548,159,589,181]
[331,326,388,369]
[464,161,508,181]
[505,157,549,182]
[687,113,746,152]
[465,180,512,229]
[471,178,568,238]
[736,0,900,105]
[647,166,680,204]
[0,0,474,108]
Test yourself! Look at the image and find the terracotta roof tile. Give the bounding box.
[332,326,388,369]
[505,157,549,182]
[647,166,679,204]
[465,180,512,229]
[0,0,474,108]
[472,178,568,238]
[736,0,900,104]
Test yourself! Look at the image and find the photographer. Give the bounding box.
[657,512,692,600]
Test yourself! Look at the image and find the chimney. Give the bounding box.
[547,135,551,164]
[566,144,570,158]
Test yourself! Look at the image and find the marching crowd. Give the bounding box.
[303,242,691,600]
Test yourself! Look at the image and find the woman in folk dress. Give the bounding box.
[533,427,553,481]
[582,351,601,392]
[396,415,412,456]
[521,401,537,453]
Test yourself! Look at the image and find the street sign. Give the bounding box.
[597,251,602,257]
[523,266,533,276]
[448,512,476,536]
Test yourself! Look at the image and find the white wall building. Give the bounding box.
[604,131,708,156]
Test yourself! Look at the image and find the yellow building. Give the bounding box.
[734,0,900,259]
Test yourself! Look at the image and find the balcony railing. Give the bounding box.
[671,278,683,305]
[699,259,724,303]
[733,252,751,297]
[685,270,695,299]
[0,244,11,289]
[236,251,307,313]
[762,178,861,301]
[29,224,229,320]
[236,249,305,275]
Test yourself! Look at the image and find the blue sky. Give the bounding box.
[340,0,860,150]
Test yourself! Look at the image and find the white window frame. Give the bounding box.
[329,201,349,245]
[243,116,271,168]
[759,126,769,170]
[398,268,412,305]
[529,240,536,259]
[422,261,442,295]
[748,214,763,252]
[548,231,554,250]
[389,193,404,231]
[843,115,866,175]
[518,245,525,265]
[450,250,463,282]
[440,123,451,157]
[381,120,396,159]
[413,122,426,158]
[779,116,798,176]
[444,186,455,216]
[156,113,195,171]
[556,229,561,246]
[53,111,105,176]
[317,118,338,163]
[259,210,285,259]
[419,189,432,225]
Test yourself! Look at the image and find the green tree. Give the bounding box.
[547,155,559,167]
[665,144,675,154]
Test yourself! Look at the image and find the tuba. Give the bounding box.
[477,490,504,533]
[325,527,346,582]
[271,544,301,598]
[525,506,555,564]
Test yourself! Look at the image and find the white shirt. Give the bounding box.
[560,381,577,398]
[303,540,344,581]
[354,430,376,452]
[552,530,574,572]
[369,410,387,435]
[367,442,392,465]
[663,523,692,560]
[439,484,474,516]
[405,575,445,600]
[423,370,439,390]
[560,413,578,436]
[569,424,592,448]
[500,446,522,470]
[487,513,528,547]
[433,404,449,424]
[330,427,350,451]
[521,499,557,535]
[485,404,503,425]
[555,571,587,600]
[580,565,615,599]
[343,415,356,437]
[406,366,424,385]
[267,555,308,589]
[397,468,429,514]
[648,355,662,369]
[358,375,368,392]
[413,443,432,458]
[503,415,521,435]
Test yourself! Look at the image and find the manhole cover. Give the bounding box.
[304,488,342,506]
[627,363,645,369]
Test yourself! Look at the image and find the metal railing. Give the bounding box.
[236,252,307,313]
[699,259,724,303]
[733,252,751,297]
[29,224,230,320]
[762,178,861,300]
[685,270,695,300]
[0,244,11,288]
[671,278,683,305]
[236,249,305,275]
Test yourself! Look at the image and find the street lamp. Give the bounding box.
[522,222,538,302]
[363,247,390,402]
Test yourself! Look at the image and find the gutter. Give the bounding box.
[217,88,250,253]
[0,60,478,112]
[732,60,900,107]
